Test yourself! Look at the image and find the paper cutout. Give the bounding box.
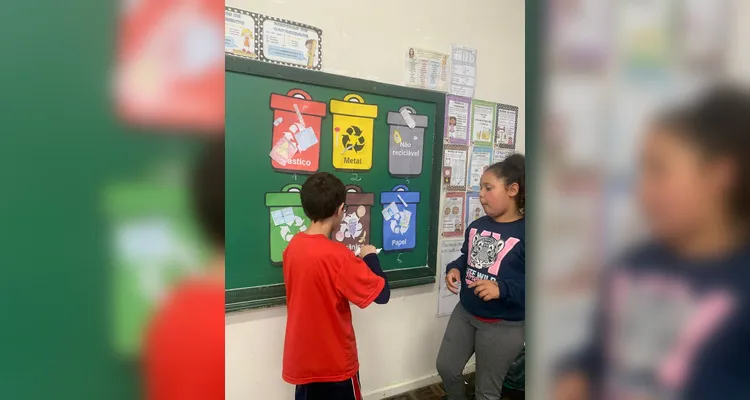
[294,127,318,151]
[471,100,496,147]
[269,136,298,166]
[265,184,311,264]
[269,89,327,173]
[382,201,400,221]
[333,185,375,253]
[381,185,421,252]
[330,94,378,171]
[387,105,428,177]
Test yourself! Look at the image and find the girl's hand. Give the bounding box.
[468,280,500,301]
[445,268,461,294]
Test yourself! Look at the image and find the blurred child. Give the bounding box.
[143,137,225,399]
[555,87,750,399]
[438,154,526,400]
[283,172,390,400]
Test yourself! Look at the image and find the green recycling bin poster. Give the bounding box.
[265,184,311,264]
[104,164,210,358]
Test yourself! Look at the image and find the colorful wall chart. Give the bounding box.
[470,99,496,147]
[442,192,466,237]
[466,192,486,226]
[445,95,472,145]
[225,8,258,58]
[494,103,518,150]
[225,7,323,70]
[468,147,493,191]
[443,145,469,191]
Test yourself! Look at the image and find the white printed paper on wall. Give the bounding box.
[450,45,477,97]
[466,192,486,226]
[438,239,464,316]
[405,47,449,91]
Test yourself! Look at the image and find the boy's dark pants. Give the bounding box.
[437,303,525,400]
[295,373,362,400]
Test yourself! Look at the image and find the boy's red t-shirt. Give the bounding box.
[282,233,385,385]
[143,278,224,400]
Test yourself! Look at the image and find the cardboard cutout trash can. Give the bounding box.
[333,185,374,253]
[330,94,378,171]
[265,184,311,264]
[380,185,420,252]
[269,89,327,173]
[387,106,429,176]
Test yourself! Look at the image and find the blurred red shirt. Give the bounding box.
[144,278,224,400]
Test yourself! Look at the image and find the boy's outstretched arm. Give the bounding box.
[362,254,389,304]
[335,249,389,308]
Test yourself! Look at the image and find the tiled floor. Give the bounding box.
[383,373,524,400]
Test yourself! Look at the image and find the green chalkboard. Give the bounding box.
[225,56,445,312]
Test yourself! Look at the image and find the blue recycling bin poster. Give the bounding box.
[380,185,420,252]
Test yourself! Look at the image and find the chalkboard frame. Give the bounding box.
[225,55,444,313]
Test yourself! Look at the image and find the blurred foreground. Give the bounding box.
[1,0,222,398]
[536,0,750,398]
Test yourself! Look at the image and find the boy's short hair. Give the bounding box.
[192,136,225,247]
[301,172,346,222]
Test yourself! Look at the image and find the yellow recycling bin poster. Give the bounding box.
[330,94,378,171]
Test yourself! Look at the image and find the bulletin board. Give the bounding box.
[225,56,445,312]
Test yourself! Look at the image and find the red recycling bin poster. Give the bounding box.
[114,0,224,133]
[269,89,327,173]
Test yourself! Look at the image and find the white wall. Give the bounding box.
[225,1,526,399]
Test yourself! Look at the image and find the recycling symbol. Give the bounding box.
[341,126,366,152]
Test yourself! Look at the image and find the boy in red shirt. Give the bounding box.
[283,172,390,400]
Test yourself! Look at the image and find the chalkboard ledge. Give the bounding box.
[225,266,436,313]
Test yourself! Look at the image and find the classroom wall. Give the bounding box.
[224,1,526,399]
